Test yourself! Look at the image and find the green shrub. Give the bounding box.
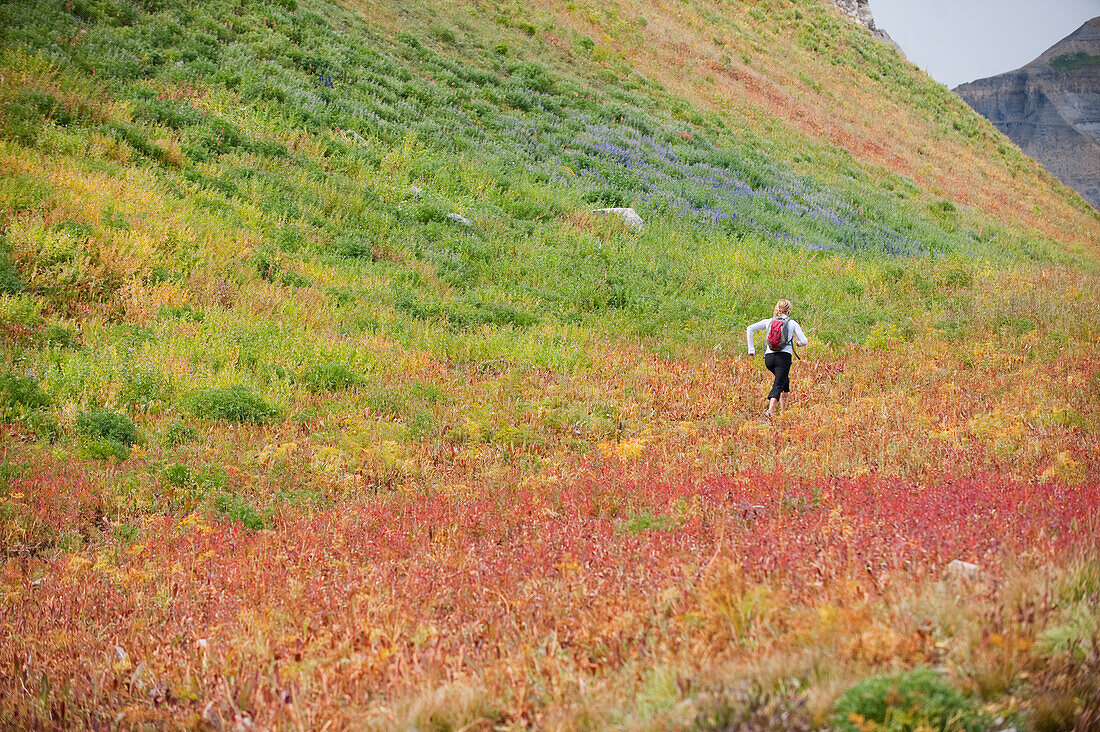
[623,510,679,534]
[158,304,205,322]
[69,0,139,26]
[413,201,448,224]
[120,367,172,411]
[189,386,280,423]
[279,270,310,288]
[400,80,434,105]
[514,62,555,93]
[3,89,77,144]
[147,267,180,285]
[430,25,456,44]
[463,299,540,328]
[162,463,196,491]
[163,462,227,502]
[81,435,130,460]
[301,362,363,392]
[158,422,194,452]
[276,226,307,253]
[77,408,137,446]
[0,373,57,439]
[832,668,991,732]
[408,410,437,440]
[583,188,630,207]
[0,252,21,294]
[105,124,176,167]
[864,323,905,351]
[332,234,374,258]
[253,249,282,281]
[502,83,536,111]
[81,438,131,461]
[133,99,203,129]
[213,492,264,530]
[192,117,252,156]
[490,423,542,448]
[23,411,60,442]
[0,374,51,412]
[41,325,79,349]
[0,294,42,331]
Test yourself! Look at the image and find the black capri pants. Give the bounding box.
[764,351,792,400]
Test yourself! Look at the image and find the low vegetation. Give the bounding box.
[0,0,1097,727]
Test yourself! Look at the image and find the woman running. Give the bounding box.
[746,299,808,417]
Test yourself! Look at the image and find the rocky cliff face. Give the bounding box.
[954,18,1100,210]
[827,0,896,46]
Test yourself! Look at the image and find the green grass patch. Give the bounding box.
[0,373,51,413]
[1050,52,1100,72]
[213,492,264,530]
[189,386,281,423]
[301,362,363,392]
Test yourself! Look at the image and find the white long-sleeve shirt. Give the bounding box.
[746,317,807,355]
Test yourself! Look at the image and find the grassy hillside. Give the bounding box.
[1,0,1098,728]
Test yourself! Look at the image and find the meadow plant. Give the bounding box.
[0,373,50,413]
[189,385,280,423]
[162,418,198,447]
[301,362,363,391]
[212,491,264,530]
[832,668,991,732]
[75,407,136,447]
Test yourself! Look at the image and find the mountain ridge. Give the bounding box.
[827,0,898,47]
[954,17,1100,209]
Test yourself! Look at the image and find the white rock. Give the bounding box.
[592,207,643,230]
[945,559,983,582]
[446,212,473,226]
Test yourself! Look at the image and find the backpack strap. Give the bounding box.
[787,318,801,360]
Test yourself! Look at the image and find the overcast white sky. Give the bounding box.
[870,0,1100,89]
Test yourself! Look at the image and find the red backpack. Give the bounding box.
[766,316,790,351]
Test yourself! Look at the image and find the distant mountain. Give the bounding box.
[954,18,1100,209]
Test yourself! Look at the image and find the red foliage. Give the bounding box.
[2,460,1096,726]
[0,449,111,554]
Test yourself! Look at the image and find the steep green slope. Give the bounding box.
[1,0,1095,357]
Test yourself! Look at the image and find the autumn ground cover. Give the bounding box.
[3,441,1099,727]
[1,0,1099,728]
